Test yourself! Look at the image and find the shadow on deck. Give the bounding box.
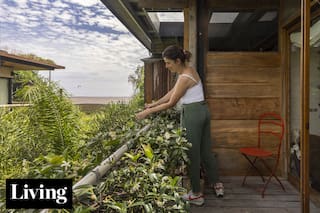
[190,176,320,213]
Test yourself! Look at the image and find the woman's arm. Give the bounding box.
[146,88,174,108]
[136,77,191,119]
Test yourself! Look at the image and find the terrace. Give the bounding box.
[191,176,320,212]
[101,0,320,212]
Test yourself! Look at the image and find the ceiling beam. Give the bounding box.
[137,0,188,10]
[137,0,278,11]
[101,0,151,50]
[136,10,160,34]
[208,0,279,10]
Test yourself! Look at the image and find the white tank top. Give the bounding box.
[180,74,205,104]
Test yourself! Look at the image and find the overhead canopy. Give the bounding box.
[0,51,65,71]
[101,0,280,52]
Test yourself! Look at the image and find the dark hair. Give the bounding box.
[162,45,192,63]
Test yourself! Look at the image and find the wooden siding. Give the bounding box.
[206,52,282,176]
[144,59,175,103]
[144,63,153,103]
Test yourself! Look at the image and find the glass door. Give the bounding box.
[288,16,320,193]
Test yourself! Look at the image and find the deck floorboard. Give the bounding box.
[190,176,320,213]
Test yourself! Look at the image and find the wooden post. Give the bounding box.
[300,0,310,212]
[143,60,154,103]
[188,0,197,68]
[197,0,208,85]
[184,8,189,51]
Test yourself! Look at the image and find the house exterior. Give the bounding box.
[101,0,320,210]
[0,50,64,105]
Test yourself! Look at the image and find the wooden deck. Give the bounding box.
[190,176,320,213]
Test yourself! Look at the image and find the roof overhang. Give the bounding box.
[100,0,281,52]
[100,0,189,52]
[0,51,65,71]
[100,0,152,50]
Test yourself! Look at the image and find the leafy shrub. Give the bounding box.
[0,67,191,212]
[73,111,191,212]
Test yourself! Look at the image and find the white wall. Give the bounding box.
[0,78,9,104]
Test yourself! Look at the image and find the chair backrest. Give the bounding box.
[258,112,285,157]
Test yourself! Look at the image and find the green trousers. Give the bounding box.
[181,101,219,193]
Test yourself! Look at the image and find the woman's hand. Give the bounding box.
[145,102,156,109]
[136,109,151,120]
[144,103,152,109]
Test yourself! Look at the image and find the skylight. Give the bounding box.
[258,11,277,22]
[148,12,184,22]
[209,12,239,24]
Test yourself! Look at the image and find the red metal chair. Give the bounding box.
[239,112,285,197]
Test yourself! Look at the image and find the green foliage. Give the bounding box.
[14,71,82,156]
[0,71,85,210]
[77,103,139,167]
[0,67,191,213]
[0,108,32,182]
[128,66,144,108]
[73,111,191,212]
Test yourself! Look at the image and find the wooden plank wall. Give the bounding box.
[144,60,175,103]
[206,52,281,175]
[144,63,153,103]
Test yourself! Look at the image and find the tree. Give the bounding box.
[128,66,144,107]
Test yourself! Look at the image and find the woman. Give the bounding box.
[136,45,224,206]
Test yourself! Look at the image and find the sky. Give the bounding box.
[0,0,149,97]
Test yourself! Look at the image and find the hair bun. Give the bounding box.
[183,49,192,62]
[162,45,192,63]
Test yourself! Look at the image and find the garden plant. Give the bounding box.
[0,68,191,212]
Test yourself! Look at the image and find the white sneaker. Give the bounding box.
[214,182,224,197]
[181,191,204,206]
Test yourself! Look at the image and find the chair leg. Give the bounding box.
[261,173,273,198]
[261,159,286,190]
[242,154,265,185]
[260,159,286,197]
[242,163,250,186]
[274,175,286,190]
[242,155,256,186]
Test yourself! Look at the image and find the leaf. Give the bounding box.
[142,144,154,160]
[73,184,96,200]
[143,203,153,212]
[44,154,64,165]
[149,173,158,182]
[164,132,171,140]
[40,164,54,175]
[124,152,141,162]
[171,176,181,186]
